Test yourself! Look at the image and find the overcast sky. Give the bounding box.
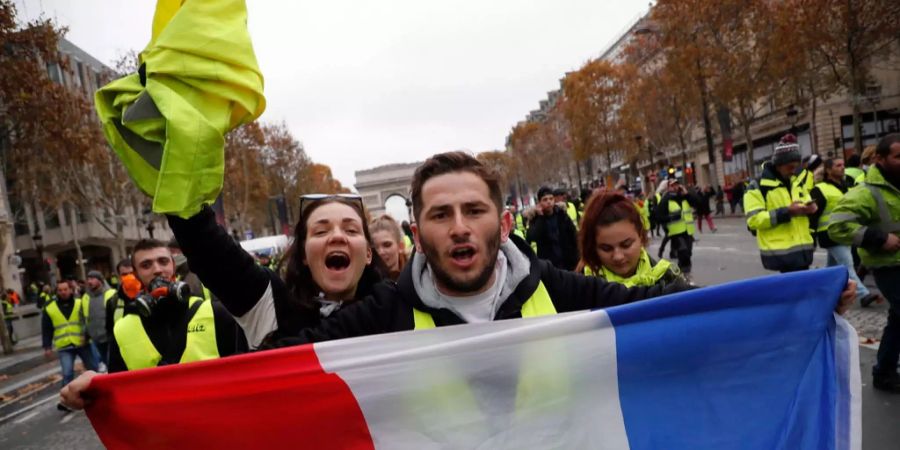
[17,0,647,188]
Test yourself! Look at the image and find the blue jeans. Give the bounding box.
[825,246,870,299]
[90,341,109,366]
[58,345,98,387]
[873,267,900,377]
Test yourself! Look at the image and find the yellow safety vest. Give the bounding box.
[814,182,844,233]
[81,289,119,319]
[584,249,675,287]
[45,299,85,350]
[114,297,219,371]
[666,199,694,236]
[412,281,557,329]
[566,202,579,229]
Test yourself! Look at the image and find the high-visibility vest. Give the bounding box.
[566,202,579,229]
[636,200,650,231]
[666,199,694,236]
[844,167,864,185]
[744,173,815,271]
[403,235,414,251]
[515,213,526,234]
[202,285,212,302]
[45,299,85,350]
[829,166,900,268]
[1,299,12,316]
[412,281,556,329]
[410,281,566,443]
[584,249,675,287]
[81,289,118,319]
[814,182,844,233]
[114,297,219,371]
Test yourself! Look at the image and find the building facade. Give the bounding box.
[1,38,172,295]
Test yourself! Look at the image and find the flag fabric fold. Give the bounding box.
[95,0,265,218]
[85,267,860,450]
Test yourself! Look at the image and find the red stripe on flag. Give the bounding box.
[85,344,374,450]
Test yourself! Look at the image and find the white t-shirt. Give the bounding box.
[427,252,508,324]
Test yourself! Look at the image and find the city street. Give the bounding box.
[0,217,897,449]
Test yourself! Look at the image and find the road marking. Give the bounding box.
[60,411,78,424]
[12,410,40,424]
[0,394,57,425]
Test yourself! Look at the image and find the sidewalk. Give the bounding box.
[0,335,46,379]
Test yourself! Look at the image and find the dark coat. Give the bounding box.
[525,206,579,270]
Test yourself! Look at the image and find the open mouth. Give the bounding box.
[324,251,351,271]
[449,245,476,264]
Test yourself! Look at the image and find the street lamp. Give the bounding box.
[786,105,799,134]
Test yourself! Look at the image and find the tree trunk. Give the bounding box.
[606,145,614,187]
[68,205,86,281]
[810,94,819,155]
[116,221,127,262]
[0,223,12,354]
[743,121,756,178]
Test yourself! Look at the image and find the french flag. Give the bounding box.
[86,267,860,449]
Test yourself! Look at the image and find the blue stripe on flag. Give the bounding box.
[605,267,849,450]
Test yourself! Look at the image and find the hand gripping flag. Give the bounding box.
[85,267,860,450]
[95,0,265,218]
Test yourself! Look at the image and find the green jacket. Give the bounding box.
[828,165,900,268]
[95,0,265,218]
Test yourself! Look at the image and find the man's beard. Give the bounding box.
[421,226,502,295]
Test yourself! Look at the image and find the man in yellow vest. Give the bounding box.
[105,239,246,373]
[743,134,817,273]
[810,158,882,306]
[81,270,117,370]
[653,177,698,278]
[42,280,97,412]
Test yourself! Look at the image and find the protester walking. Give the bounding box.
[578,191,685,288]
[527,186,580,270]
[42,280,97,412]
[695,186,717,233]
[654,177,698,278]
[81,271,116,370]
[715,186,725,216]
[829,134,900,392]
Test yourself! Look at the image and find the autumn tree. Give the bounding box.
[561,60,631,184]
[787,0,900,153]
[223,121,269,234]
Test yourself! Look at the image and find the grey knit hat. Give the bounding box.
[772,134,801,166]
[87,270,104,281]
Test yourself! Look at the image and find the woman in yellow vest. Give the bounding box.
[578,191,686,288]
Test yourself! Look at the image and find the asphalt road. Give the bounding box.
[0,217,896,449]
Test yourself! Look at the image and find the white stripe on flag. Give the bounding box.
[315,310,629,450]
[833,313,862,450]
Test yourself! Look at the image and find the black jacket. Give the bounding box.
[167,207,384,347]
[171,208,689,349]
[276,235,690,346]
[525,207,579,270]
[108,300,247,373]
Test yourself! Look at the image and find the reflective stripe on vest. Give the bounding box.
[413,281,557,330]
[81,289,118,319]
[114,297,219,371]
[666,199,693,236]
[45,299,85,350]
[815,182,844,232]
[864,183,900,234]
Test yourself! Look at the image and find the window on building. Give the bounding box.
[75,61,85,88]
[43,208,61,230]
[46,62,62,83]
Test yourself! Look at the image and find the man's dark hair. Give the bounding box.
[876,133,900,157]
[116,258,133,272]
[131,238,168,266]
[410,151,503,221]
[167,238,181,250]
[846,154,860,168]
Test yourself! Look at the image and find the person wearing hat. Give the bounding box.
[743,134,817,273]
[81,270,118,369]
[527,186,579,270]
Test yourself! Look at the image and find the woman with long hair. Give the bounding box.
[577,191,685,287]
[166,194,386,349]
[370,214,409,281]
